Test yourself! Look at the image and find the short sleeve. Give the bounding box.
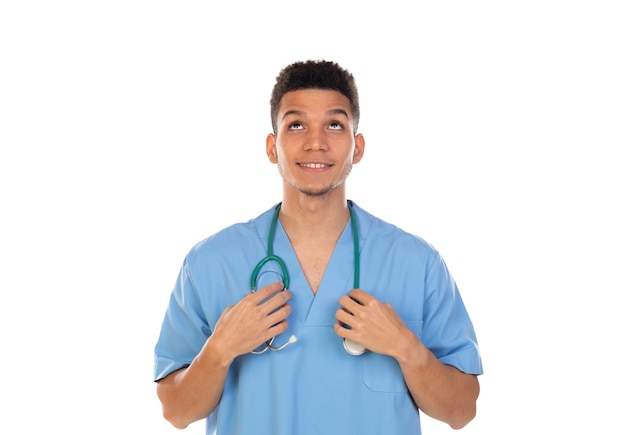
[421,252,483,375]
[153,255,211,381]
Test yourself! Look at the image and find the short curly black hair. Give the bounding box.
[270,60,360,134]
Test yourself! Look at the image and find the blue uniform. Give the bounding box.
[154,202,483,435]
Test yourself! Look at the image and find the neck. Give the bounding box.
[278,196,351,242]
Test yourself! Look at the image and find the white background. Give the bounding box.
[1,1,624,434]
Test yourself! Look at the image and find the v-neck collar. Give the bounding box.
[272,217,357,326]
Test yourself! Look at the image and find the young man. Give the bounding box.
[154,60,483,434]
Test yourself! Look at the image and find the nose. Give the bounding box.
[304,128,328,151]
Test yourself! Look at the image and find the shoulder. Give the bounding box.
[351,201,438,256]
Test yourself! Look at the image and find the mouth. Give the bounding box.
[298,163,331,169]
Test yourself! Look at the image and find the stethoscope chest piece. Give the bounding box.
[343,338,366,356]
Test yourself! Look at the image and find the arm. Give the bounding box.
[156,337,232,429]
[157,282,292,429]
[393,328,479,429]
[334,289,480,429]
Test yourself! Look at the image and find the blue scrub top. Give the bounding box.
[154,202,483,435]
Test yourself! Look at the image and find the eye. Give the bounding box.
[329,121,344,130]
[288,122,303,130]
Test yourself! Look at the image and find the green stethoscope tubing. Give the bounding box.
[249,200,364,355]
[250,200,360,291]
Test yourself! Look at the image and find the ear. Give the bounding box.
[352,133,365,164]
[266,134,277,163]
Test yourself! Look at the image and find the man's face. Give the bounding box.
[267,89,364,197]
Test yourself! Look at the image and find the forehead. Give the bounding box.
[278,89,352,118]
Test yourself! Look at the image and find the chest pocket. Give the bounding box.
[362,321,423,393]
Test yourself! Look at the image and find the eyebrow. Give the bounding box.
[281,108,350,121]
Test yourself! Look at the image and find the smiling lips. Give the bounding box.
[299,163,330,169]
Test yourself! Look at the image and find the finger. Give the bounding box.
[265,319,289,342]
[265,304,292,329]
[338,294,363,314]
[347,288,371,304]
[335,307,354,327]
[249,281,285,304]
[336,306,365,335]
[333,320,347,337]
[259,289,292,316]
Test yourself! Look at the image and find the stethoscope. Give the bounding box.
[249,200,366,356]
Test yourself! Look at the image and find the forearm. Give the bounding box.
[156,337,233,429]
[156,284,293,428]
[395,333,480,429]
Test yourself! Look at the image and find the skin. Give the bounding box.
[335,289,479,429]
[156,89,479,430]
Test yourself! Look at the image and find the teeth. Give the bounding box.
[301,163,327,168]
